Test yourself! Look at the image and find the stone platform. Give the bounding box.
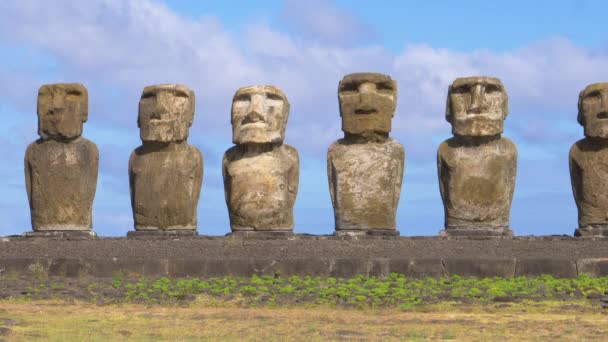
[0,235,606,279]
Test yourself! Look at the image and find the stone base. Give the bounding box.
[127,230,198,239]
[335,229,400,239]
[22,230,97,240]
[439,227,513,238]
[574,227,608,238]
[227,231,295,239]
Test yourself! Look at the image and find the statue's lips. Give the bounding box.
[240,122,267,129]
[354,108,377,115]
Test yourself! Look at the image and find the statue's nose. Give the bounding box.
[468,85,486,114]
[247,94,266,117]
[358,83,377,105]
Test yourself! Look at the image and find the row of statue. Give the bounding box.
[22,74,608,238]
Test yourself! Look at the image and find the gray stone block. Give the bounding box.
[388,259,445,278]
[443,258,516,278]
[577,258,608,277]
[515,259,577,278]
[274,258,332,277]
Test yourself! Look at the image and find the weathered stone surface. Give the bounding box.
[387,259,445,278]
[443,258,516,278]
[129,84,203,232]
[0,238,606,279]
[328,73,405,233]
[515,259,577,278]
[438,77,517,236]
[577,258,608,277]
[223,85,299,232]
[570,83,608,237]
[25,83,98,232]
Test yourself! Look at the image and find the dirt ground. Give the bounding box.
[0,300,606,341]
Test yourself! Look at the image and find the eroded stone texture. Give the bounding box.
[438,77,517,236]
[129,84,203,231]
[25,83,98,231]
[570,82,608,237]
[223,86,299,232]
[328,73,405,234]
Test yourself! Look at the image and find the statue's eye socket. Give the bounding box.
[66,90,82,96]
[234,94,250,102]
[340,82,359,93]
[175,92,190,99]
[586,90,601,99]
[266,93,283,101]
[376,82,394,93]
[451,85,470,94]
[485,84,501,93]
[141,92,155,99]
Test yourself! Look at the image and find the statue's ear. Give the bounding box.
[577,90,585,126]
[445,85,453,123]
[80,86,89,123]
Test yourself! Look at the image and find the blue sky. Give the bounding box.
[1,0,608,236]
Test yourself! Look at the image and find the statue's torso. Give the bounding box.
[224,145,298,231]
[438,137,517,229]
[328,138,405,230]
[129,145,203,230]
[570,139,608,226]
[26,138,98,230]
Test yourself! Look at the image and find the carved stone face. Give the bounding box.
[338,73,397,134]
[446,77,508,137]
[578,83,608,139]
[37,83,88,141]
[231,85,289,144]
[138,84,195,143]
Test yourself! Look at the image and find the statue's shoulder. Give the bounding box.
[77,137,99,155]
[327,139,345,157]
[281,144,299,164]
[498,136,517,151]
[437,137,456,157]
[223,145,240,163]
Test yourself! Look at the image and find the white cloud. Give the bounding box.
[0,0,607,235]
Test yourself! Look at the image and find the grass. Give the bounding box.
[0,274,606,340]
[0,300,606,341]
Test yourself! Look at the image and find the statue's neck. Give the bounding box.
[42,136,81,144]
[142,140,187,152]
[453,133,501,146]
[585,136,608,146]
[238,142,280,155]
[344,131,389,143]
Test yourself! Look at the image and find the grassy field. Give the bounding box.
[0,274,607,340]
[0,300,607,341]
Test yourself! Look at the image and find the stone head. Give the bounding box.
[37,83,88,141]
[138,84,195,143]
[338,73,397,134]
[578,83,608,139]
[231,85,290,145]
[446,76,509,137]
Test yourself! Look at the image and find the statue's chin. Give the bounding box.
[452,119,503,137]
[234,130,283,145]
[585,127,608,139]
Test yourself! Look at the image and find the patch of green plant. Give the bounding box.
[73,273,608,307]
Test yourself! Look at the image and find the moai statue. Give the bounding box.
[128,84,203,236]
[437,77,517,237]
[570,83,608,237]
[222,85,299,235]
[327,73,405,236]
[24,83,98,237]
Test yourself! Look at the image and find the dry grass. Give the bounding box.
[0,300,606,341]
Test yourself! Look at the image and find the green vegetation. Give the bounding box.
[85,273,608,307]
